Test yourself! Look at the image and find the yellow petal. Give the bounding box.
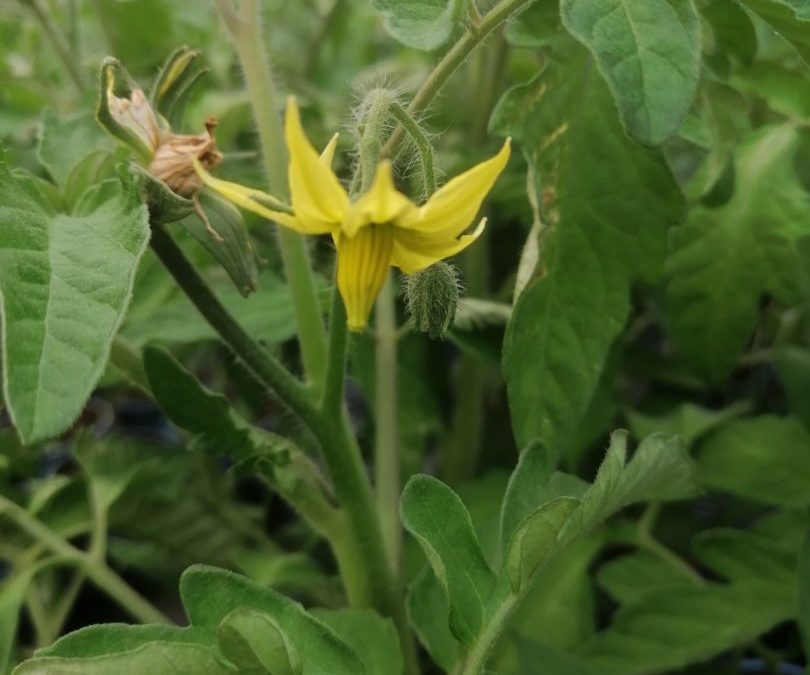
[398,139,510,239]
[193,159,305,231]
[343,160,416,238]
[336,224,394,331]
[285,98,349,232]
[320,133,339,167]
[392,218,487,275]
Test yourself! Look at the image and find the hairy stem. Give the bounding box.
[388,102,436,197]
[150,225,418,673]
[453,594,519,675]
[320,286,349,417]
[381,0,536,159]
[215,0,328,391]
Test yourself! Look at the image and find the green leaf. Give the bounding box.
[180,565,364,675]
[0,158,150,445]
[143,345,291,467]
[122,269,305,347]
[400,475,495,644]
[692,529,797,585]
[701,0,757,64]
[406,568,460,672]
[578,524,802,674]
[697,415,810,507]
[579,584,794,675]
[562,432,700,542]
[371,0,463,50]
[499,442,555,554]
[560,0,701,145]
[731,62,810,121]
[597,551,694,604]
[74,435,158,511]
[515,638,599,675]
[738,0,810,63]
[37,110,111,186]
[503,496,579,592]
[625,402,749,449]
[36,624,211,659]
[14,642,232,675]
[494,58,684,455]
[665,124,809,381]
[312,609,403,675]
[217,608,301,675]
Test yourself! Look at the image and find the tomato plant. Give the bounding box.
[1,1,809,674]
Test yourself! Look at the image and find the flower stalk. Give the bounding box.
[214,0,328,391]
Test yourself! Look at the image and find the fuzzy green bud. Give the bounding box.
[405,262,461,338]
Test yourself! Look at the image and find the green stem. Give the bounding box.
[215,0,328,391]
[25,585,50,648]
[150,225,418,674]
[0,496,168,624]
[150,225,312,416]
[452,593,519,675]
[320,286,349,417]
[374,275,401,569]
[388,102,436,197]
[637,503,703,584]
[381,0,536,159]
[22,0,86,94]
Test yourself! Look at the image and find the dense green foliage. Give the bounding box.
[1,0,809,674]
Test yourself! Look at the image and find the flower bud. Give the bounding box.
[405,262,461,338]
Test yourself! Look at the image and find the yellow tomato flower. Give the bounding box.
[196,98,510,331]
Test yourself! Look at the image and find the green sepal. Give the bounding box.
[150,45,208,124]
[96,57,156,163]
[181,190,260,298]
[132,163,195,225]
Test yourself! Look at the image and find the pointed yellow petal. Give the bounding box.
[343,160,416,238]
[336,224,394,331]
[392,218,487,275]
[320,133,339,167]
[398,139,510,239]
[285,98,349,232]
[193,158,305,230]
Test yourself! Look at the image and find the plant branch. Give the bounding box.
[0,495,168,625]
[389,102,436,197]
[149,224,418,673]
[381,0,535,159]
[320,285,349,417]
[215,0,328,391]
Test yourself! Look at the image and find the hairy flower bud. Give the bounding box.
[405,261,461,338]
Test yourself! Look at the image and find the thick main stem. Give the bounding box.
[149,226,418,674]
[374,275,401,569]
[216,0,328,390]
[381,0,536,159]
